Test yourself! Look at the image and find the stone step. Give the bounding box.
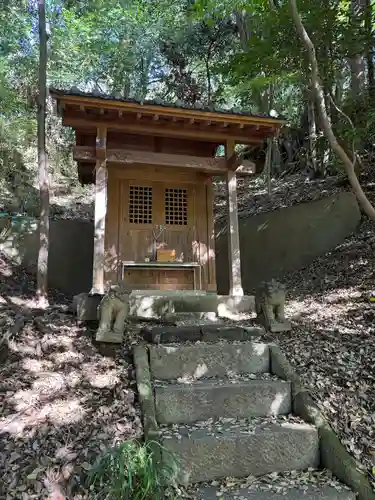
[149,342,269,381]
[160,418,319,485]
[192,485,355,499]
[142,325,264,344]
[155,378,291,424]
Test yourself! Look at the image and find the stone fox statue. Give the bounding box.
[255,279,290,332]
[96,282,131,341]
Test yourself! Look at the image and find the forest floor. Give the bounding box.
[1,171,375,497]
[0,256,142,499]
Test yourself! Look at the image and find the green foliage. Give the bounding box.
[87,439,177,500]
[1,0,375,207]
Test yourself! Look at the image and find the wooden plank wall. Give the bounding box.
[104,164,216,291]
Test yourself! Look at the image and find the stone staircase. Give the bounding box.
[140,333,357,499]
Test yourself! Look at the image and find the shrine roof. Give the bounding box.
[50,87,285,124]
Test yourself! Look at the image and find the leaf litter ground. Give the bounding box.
[0,256,142,499]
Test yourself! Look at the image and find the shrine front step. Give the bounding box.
[192,484,356,499]
[73,291,256,321]
[160,421,319,485]
[141,325,264,344]
[154,379,292,425]
[133,340,360,499]
[149,341,269,380]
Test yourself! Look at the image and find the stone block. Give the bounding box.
[155,379,291,424]
[133,345,158,436]
[201,325,264,342]
[170,295,219,313]
[149,342,270,381]
[142,325,264,344]
[194,485,356,499]
[217,295,256,318]
[95,330,123,343]
[141,325,202,343]
[269,321,292,333]
[161,312,218,325]
[72,291,257,320]
[161,421,319,485]
[73,293,102,321]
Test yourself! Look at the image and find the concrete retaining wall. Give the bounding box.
[0,191,360,297]
[215,192,360,294]
[0,217,93,296]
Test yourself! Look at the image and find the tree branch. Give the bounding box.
[289,0,375,220]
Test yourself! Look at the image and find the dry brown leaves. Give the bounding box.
[0,257,141,499]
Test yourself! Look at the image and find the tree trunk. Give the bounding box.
[306,86,317,172]
[290,0,375,220]
[206,58,212,105]
[365,0,374,95]
[36,0,50,306]
[348,0,367,99]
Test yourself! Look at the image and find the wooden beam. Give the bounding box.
[225,140,243,296]
[91,130,108,294]
[63,116,265,145]
[73,146,256,175]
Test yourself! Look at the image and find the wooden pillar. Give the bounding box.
[91,127,107,295]
[225,140,244,296]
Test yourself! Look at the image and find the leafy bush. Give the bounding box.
[87,439,177,500]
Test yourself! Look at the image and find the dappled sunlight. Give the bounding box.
[192,240,215,265]
[286,295,358,322]
[8,338,41,356]
[21,357,54,373]
[193,363,208,379]
[39,398,87,426]
[165,345,178,353]
[83,368,121,389]
[0,397,87,436]
[49,349,85,365]
[269,392,286,416]
[177,363,209,383]
[323,287,362,304]
[0,287,141,498]
[252,343,268,356]
[39,334,74,351]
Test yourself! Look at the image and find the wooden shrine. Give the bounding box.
[51,89,284,296]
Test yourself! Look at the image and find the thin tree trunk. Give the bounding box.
[365,0,374,95]
[290,0,375,220]
[306,86,317,173]
[348,0,367,99]
[206,58,212,105]
[36,0,50,305]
